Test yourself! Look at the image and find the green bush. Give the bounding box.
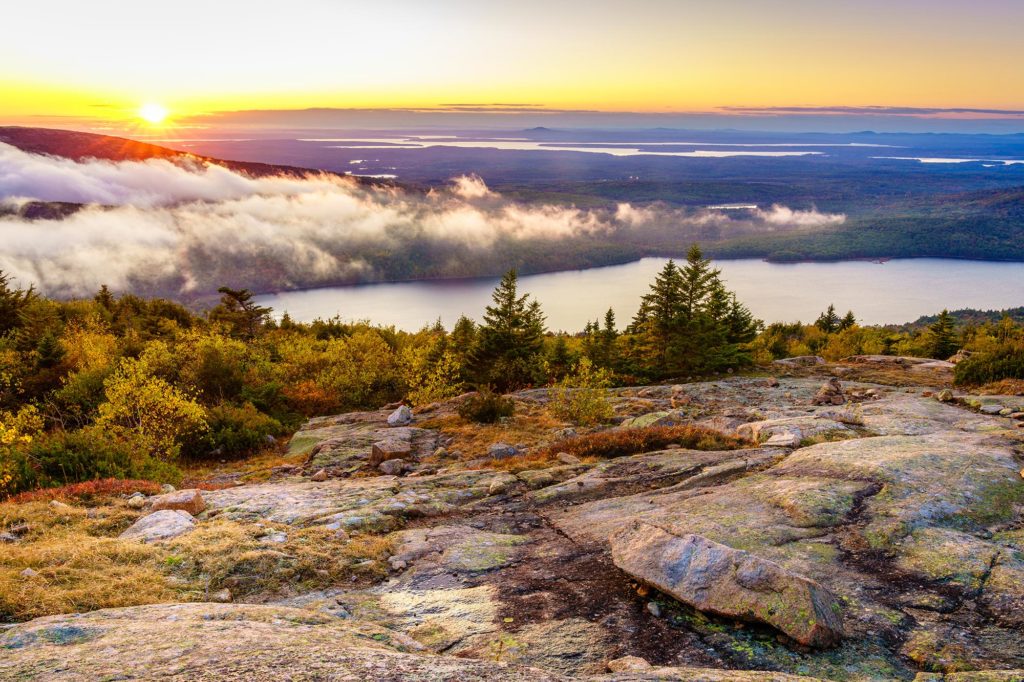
[457,388,514,424]
[954,346,1024,386]
[5,428,180,496]
[548,358,614,426]
[180,402,284,460]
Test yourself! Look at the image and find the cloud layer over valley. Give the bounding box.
[0,143,845,300]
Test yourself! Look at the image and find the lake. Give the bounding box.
[255,258,1024,331]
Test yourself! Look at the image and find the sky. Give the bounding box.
[3,0,1024,132]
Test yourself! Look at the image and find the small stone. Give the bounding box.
[127,496,146,509]
[980,404,1004,415]
[764,432,800,448]
[48,500,71,511]
[388,557,409,571]
[0,532,18,543]
[812,378,845,406]
[432,446,448,458]
[210,588,232,603]
[487,474,518,495]
[160,484,176,493]
[1009,412,1024,420]
[646,601,661,618]
[387,405,413,427]
[120,510,196,543]
[556,452,581,465]
[664,443,682,450]
[378,458,411,476]
[488,443,519,460]
[20,568,39,578]
[370,439,413,467]
[310,469,328,482]
[150,489,206,515]
[607,656,652,673]
[259,531,288,544]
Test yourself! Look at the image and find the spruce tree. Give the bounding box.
[631,246,758,378]
[815,304,841,334]
[0,270,34,336]
[94,285,115,310]
[468,269,547,390]
[209,287,272,339]
[929,310,958,360]
[35,330,65,369]
[839,310,857,331]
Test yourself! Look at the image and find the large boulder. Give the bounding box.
[148,488,206,515]
[610,523,844,648]
[119,510,196,543]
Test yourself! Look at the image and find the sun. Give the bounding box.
[138,103,169,125]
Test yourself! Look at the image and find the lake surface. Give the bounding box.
[255,258,1024,331]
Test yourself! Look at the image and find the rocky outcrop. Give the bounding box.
[10,367,1024,680]
[610,523,844,648]
[119,509,196,542]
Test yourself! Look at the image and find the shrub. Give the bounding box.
[458,388,514,424]
[95,356,207,460]
[954,346,1024,386]
[403,347,465,406]
[5,428,180,497]
[540,425,748,460]
[548,357,614,426]
[8,478,163,504]
[179,403,283,460]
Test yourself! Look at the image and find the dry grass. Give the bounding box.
[180,442,308,487]
[0,500,170,621]
[974,378,1024,396]
[0,494,395,623]
[537,425,749,462]
[420,400,564,464]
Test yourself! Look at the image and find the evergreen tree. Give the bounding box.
[815,304,841,334]
[547,335,575,379]
[839,310,857,331]
[34,331,65,369]
[0,270,34,336]
[929,309,959,360]
[468,269,547,390]
[94,285,115,310]
[209,287,272,340]
[631,246,757,378]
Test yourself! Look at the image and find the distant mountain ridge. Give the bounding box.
[0,126,394,184]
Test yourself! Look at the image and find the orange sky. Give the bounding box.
[2,0,1023,126]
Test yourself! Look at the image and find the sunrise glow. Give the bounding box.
[138,103,168,125]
